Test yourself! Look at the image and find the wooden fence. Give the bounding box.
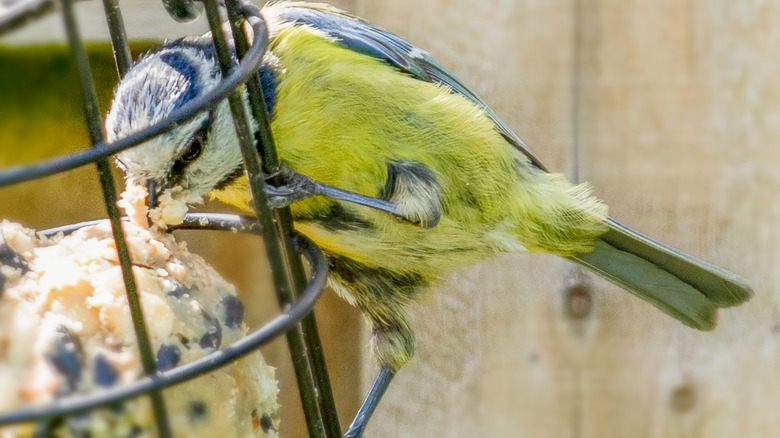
[352,1,777,437]
[2,1,777,437]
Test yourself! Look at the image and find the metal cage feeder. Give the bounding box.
[0,1,344,437]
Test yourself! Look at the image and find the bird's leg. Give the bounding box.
[263,166,419,222]
[263,167,321,208]
[344,366,395,438]
[327,256,422,438]
[344,317,415,438]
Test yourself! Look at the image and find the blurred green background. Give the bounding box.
[0,43,153,224]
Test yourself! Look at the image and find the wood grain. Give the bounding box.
[3,1,777,437]
[355,1,583,436]
[352,1,773,437]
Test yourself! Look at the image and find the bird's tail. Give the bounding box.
[570,218,752,330]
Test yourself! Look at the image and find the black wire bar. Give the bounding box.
[0,0,56,35]
[100,0,133,77]
[60,0,173,436]
[0,2,347,436]
[0,8,268,188]
[224,1,341,436]
[0,214,328,426]
[201,1,337,436]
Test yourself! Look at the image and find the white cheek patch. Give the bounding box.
[182,101,243,196]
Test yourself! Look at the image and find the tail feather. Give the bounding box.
[571,218,753,331]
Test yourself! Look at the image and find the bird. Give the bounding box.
[104,2,753,436]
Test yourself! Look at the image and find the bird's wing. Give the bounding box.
[272,3,547,171]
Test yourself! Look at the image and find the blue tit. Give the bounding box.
[104,2,752,437]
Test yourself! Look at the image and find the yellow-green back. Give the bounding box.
[213,24,608,277]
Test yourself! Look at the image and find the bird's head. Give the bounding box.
[105,38,245,212]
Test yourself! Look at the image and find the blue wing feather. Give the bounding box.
[276,4,547,170]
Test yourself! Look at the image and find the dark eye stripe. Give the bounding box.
[168,109,215,185]
[213,165,245,191]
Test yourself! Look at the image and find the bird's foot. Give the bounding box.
[264,167,321,208]
[263,167,421,225]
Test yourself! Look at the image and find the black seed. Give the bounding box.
[156,344,181,371]
[188,400,208,421]
[199,310,222,350]
[219,295,244,329]
[0,244,29,273]
[261,414,274,433]
[177,335,192,348]
[48,326,84,391]
[166,281,191,299]
[93,354,119,387]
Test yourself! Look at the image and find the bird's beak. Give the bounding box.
[147,179,161,209]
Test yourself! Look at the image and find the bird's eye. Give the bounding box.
[168,113,214,184]
[171,118,210,175]
[170,136,204,179]
[179,138,204,164]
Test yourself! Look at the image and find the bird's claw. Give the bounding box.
[343,428,364,438]
[262,167,412,224]
[264,167,322,208]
